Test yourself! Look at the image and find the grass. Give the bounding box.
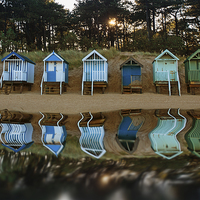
[0,48,119,70]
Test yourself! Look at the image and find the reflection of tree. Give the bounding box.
[1,149,200,200]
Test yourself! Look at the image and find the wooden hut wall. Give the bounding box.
[83,60,107,82]
[64,62,68,83]
[122,65,141,86]
[27,62,35,83]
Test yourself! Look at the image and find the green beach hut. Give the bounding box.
[153,49,181,96]
[185,113,200,157]
[184,49,200,94]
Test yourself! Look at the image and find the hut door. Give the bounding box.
[47,62,56,82]
[56,63,63,82]
[13,62,22,81]
[170,70,175,81]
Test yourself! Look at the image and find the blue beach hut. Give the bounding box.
[0,51,35,94]
[78,112,106,159]
[116,110,144,153]
[41,51,69,95]
[39,112,67,156]
[81,50,108,95]
[153,49,181,96]
[120,57,143,94]
[0,123,34,152]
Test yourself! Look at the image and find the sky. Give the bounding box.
[55,0,76,11]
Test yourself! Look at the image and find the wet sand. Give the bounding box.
[0,93,200,114]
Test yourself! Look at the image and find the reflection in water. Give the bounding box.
[116,109,145,154]
[1,109,200,199]
[149,109,186,159]
[0,150,200,200]
[185,111,200,157]
[78,112,106,159]
[39,112,67,156]
[0,110,34,152]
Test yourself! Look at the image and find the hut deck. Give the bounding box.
[1,81,32,95]
[122,86,142,94]
[83,81,107,95]
[155,81,179,95]
[43,82,67,95]
[187,82,200,95]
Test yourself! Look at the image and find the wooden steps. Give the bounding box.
[1,81,32,95]
[83,81,107,95]
[1,83,13,95]
[122,86,142,94]
[43,82,67,95]
[80,112,106,127]
[155,81,179,95]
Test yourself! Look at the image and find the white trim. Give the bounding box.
[82,50,107,62]
[154,49,179,62]
[43,51,64,62]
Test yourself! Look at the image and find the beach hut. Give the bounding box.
[185,112,200,157]
[39,112,67,156]
[0,123,34,152]
[81,50,108,95]
[78,112,106,159]
[116,109,144,154]
[41,51,69,95]
[184,49,200,94]
[149,109,186,159]
[153,49,181,96]
[120,57,143,94]
[0,51,35,94]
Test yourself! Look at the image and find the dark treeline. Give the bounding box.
[0,0,199,55]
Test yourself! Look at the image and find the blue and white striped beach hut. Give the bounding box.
[82,50,108,95]
[78,112,106,159]
[0,123,34,152]
[0,51,35,94]
[41,51,69,95]
[153,49,181,96]
[39,113,67,156]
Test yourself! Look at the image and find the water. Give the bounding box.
[0,109,200,200]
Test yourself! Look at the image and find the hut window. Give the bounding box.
[48,62,54,71]
[165,63,167,65]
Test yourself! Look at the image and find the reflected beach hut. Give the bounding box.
[120,57,143,94]
[0,110,34,152]
[116,109,144,154]
[149,109,186,159]
[78,112,106,159]
[184,49,200,94]
[81,50,108,95]
[185,112,200,157]
[39,113,67,156]
[0,51,35,94]
[41,51,69,95]
[153,49,181,96]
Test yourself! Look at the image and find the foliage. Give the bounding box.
[0,0,200,55]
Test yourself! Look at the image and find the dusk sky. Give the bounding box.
[55,0,76,11]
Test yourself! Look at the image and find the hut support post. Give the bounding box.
[177,71,181,96]
[81,63,84,95]
[167,71,171,96]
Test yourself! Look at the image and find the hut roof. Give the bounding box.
[82,50,107,62]
[1,51,36,65]
[120,56,143,69]
[184,49,200,63]
[153,49,179,63]
[43,50,69,64]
